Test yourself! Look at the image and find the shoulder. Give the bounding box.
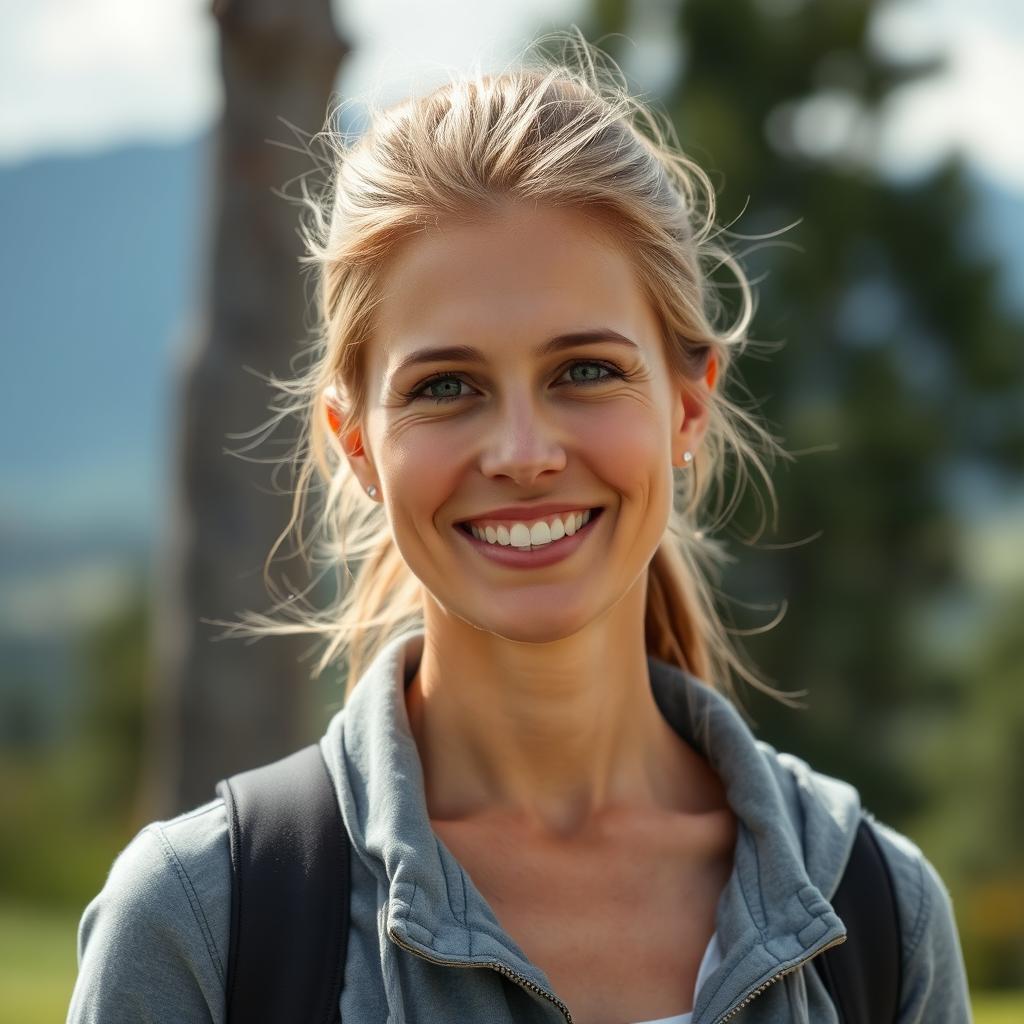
[750,742,970,1018]
[68,799,232,1024]
[756,741,863,824]
[861,814,951,955]
[861,814,971,1019]
[98,797,232,968]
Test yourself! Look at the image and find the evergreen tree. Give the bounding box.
[581,0,1024,833]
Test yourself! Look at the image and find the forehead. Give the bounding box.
[370,205,659,367]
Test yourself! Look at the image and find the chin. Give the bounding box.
[451,598,603,646]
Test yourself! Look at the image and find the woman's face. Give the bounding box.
[346,203,708,642]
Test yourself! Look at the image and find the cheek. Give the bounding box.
[586,403,671,494]
[375,418,465,527]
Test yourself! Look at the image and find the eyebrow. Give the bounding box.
[386,329,639,383]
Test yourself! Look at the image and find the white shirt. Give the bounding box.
[629,931,723,1024]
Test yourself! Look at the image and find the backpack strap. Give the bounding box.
[216,743,350,1024]
[811,816,903,1023]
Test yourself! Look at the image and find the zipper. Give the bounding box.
[388,926,574,1023]
[391,924,843,1024]
[713,933,847,1024]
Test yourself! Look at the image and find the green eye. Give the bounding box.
[403,372,473,404]
[420,376,465,402]
[566,361,614,383]
[407,360,627,405]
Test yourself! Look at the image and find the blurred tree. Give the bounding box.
[147,0,349,814]
[0,582,148,907]
[914,585,1024,987]
[581,0,1024,836]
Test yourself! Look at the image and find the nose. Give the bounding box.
[477,393,568,486]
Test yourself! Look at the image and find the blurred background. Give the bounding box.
[1,0,1021,1019]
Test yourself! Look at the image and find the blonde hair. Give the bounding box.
[221,31,795,704]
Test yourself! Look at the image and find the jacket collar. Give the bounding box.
[323,628,859,1022]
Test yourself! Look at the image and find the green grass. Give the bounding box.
[972,991,1024,1024]
[0,902,80,1024]
[1,901,1022,1023]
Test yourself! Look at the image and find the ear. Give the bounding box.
[324,386,380,496]
[671,352,717,468]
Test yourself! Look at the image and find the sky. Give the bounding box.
[0,0,1022,190]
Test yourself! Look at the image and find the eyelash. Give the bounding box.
[405,360,631,405]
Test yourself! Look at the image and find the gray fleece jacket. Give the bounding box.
[67,628,972,1023]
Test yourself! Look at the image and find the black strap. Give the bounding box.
[811,816,903,1023]
[216,743,349,1024]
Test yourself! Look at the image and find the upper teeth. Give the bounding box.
[467,510,593,548]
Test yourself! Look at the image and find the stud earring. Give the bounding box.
[366,485,378,498]
[680,450,693,467]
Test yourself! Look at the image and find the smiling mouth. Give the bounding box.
[456,507,604,550]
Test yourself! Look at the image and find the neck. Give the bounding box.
[404,574,711,838]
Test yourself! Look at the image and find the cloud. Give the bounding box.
[872,0,1024,188]
[0,0,587,163]
[0,0,219,162]
[1,0,1021,194]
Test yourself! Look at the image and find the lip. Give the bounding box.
[454,507,604,569]
[456,501,602,525]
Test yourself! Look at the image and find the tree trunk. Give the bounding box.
[144,0,348,816]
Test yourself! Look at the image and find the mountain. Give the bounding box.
[0,137,209,543]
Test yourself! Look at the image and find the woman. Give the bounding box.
[67,37,971,1024]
